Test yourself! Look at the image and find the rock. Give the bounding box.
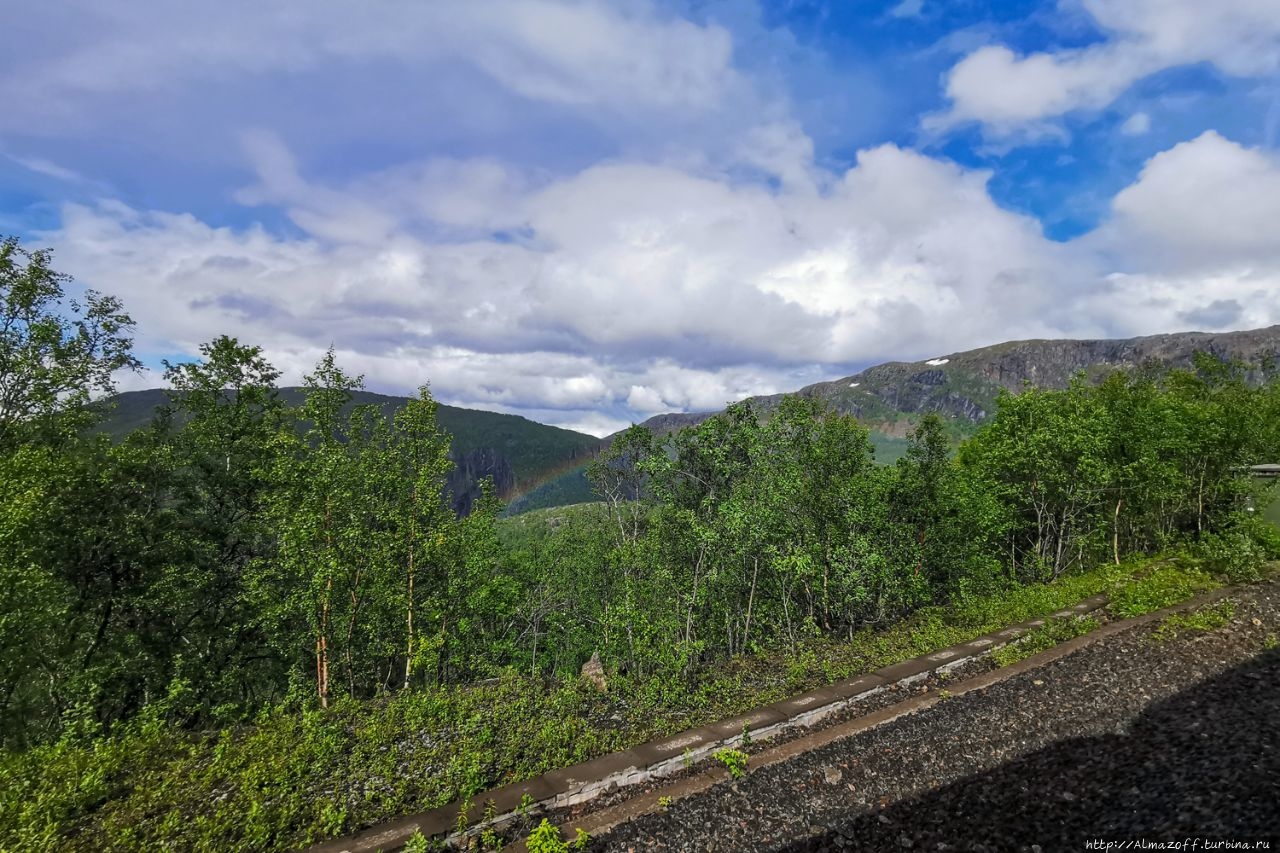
[581,651,608,692]
[823,766,842,785]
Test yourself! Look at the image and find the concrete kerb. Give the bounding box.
[302,594,1113,853]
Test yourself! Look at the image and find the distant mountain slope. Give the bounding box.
[792,324,1280,435]
[633,325,1280,439]
[98,388,603,515]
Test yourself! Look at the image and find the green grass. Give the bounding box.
[0,552,1230,852]
[991,615,1101,667]
[1151,600,1236,643]
[1105,560,1218,618]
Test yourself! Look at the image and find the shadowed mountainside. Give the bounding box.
[97,388,603,515]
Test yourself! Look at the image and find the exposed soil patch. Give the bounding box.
[591,579,1280,851]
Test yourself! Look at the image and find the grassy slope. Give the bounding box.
[96,389,603,494]
[1,553,1241,853]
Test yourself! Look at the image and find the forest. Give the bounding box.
[3,234,1280,850]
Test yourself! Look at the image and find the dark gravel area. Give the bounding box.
[569,656,995,818]
[593,579,1280,852]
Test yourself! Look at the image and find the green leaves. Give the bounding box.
[0,236,141,449]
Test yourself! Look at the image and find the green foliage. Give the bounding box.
[713,748,749,779]
[1151,600,1236,643]
[97,387,603,505]
[526,818,567,853]
[403,829,433,853]
[0,236,140,449]
[990,616,1100,667]
[3,238,1279,851]
[1194,524,1270,582]
[0,554,1224,852]
[1107,562,1217,618]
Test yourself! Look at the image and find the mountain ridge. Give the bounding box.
[628,324,1280,439]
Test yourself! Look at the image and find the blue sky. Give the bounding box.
[2,0,1279,435]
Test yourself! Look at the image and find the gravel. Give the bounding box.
[592,579,1280,852]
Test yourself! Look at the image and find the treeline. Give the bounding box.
[520,362,1280,680]
[2,234,1278,752]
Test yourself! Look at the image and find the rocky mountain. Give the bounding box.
[636,325,1280,439]
[97,388,602,516]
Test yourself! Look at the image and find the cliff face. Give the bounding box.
[631,411,718,437]
[447,447,517,516]
[797,325,1280,432]
[621,326,1280,442]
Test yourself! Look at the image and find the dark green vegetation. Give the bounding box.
[99,387,602,516]
[990,614,1101,667]
[1151,599,1236,643]
[2,235,1280,851]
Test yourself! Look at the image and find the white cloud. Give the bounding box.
[931,0,1280,134]
[1120,112,1151,136]
[1080,131,1280,335]
[1,0,740,126]
[13,0,1280,436]
[10,156,86,183]
[1100,131,1280,270]
[41,128,1280,433]
[888,0,925,20]
[38,132,1096,433]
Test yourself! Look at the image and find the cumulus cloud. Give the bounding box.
[1079,131,1280,335]
[38,127,1280,435]
[930,0,1280,134]
[9,1,1280,438]
[38,131,1097,433]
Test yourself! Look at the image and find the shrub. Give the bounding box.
[713,748,748,780]
[526,818,567,853]
[1107,562,1215,618]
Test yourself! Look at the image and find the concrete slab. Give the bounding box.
[482,775,559,814]
[628,727,720,766]
[704,707,787,740]
[827,674,886,700]
[541,751,642,796]
[874,654,936,684]
[768,686,841,720]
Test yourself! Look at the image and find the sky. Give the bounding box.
[2,0,1279,436]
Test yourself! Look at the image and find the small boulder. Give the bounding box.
[580,651,608,692]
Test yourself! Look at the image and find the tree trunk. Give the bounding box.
[743,556,760,653]
[1113,497,1123,565]
[317,580,331,709]
[404,483,418,690]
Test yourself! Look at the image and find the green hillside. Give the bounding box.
[97,388,603,499]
